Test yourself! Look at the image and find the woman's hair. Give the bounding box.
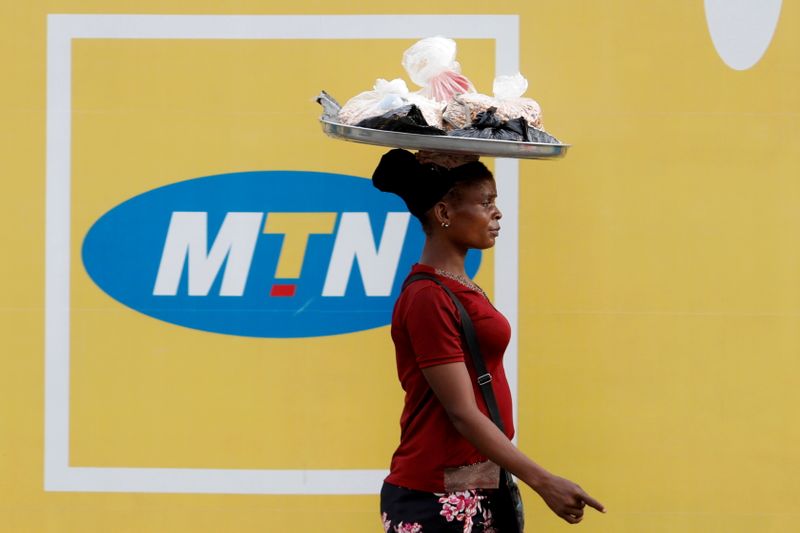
[372,149,493,225]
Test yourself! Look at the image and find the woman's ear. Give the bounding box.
[433,201,450,227]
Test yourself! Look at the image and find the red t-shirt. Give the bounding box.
[385,264,514,493]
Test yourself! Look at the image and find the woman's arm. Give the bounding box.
[422,362,605,524]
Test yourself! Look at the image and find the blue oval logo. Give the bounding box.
[82,171,481,337]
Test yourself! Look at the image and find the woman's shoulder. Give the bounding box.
[396,267,457,314]
[405,264,489,301]
[399,278,453,307]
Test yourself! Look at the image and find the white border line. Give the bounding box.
[45,13,519,494]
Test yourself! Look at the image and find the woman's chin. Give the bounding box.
[477,238,496,250]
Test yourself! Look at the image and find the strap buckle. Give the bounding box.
[477,373,493,386]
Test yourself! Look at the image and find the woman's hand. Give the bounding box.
[530,473,605,524]
[421,363,606,523]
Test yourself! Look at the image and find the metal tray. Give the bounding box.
[320,119,569,160]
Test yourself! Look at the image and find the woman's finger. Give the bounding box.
[565,507,584,520]
[578,490,606,513]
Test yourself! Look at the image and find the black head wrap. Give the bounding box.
[372,149,490,219]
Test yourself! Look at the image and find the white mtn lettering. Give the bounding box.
[152,211,411,298]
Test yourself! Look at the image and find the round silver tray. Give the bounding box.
[320,119,569,160]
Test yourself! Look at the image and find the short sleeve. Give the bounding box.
[403,284,465,368]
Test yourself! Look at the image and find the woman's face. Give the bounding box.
[442,178,502,250]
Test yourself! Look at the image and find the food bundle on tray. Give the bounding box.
[317,37,567,159]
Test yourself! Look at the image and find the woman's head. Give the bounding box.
[372,149,501,248]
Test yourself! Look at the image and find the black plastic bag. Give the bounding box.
[448,107,525,141]
[525,125,561,144]
[449,107,561,144]
[356,104,446,135]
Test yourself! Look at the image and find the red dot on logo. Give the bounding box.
[270,284,296,297]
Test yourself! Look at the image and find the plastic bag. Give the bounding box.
[338,78,444,128]
[443,73,543,130]
[356,104,446,135]
[315,90,341,121]
[404,92,446,129]
[442,92,495,129]
[492,73,543,128]
[524,125,560,144]
[338,78,411,125]
[402,37,475,103]
[448,107,561,143]
[448,107,526,141]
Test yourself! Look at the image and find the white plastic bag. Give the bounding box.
[338,78,410,125]
[338,78,444,128]
[492,73,542,128]
[493,73,529,100]
[402,37,475,103]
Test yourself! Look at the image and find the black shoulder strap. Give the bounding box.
[403,273,506,434]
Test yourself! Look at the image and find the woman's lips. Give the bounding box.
[489,227,500,237]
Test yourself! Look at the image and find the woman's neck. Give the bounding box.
[418,236,468,277]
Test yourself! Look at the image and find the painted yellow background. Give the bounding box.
[2,1,799,532]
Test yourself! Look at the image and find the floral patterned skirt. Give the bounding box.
[380,482,517,533]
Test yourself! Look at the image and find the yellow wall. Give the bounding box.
[1,1,798,531]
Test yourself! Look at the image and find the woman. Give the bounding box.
[373,149,605,532]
